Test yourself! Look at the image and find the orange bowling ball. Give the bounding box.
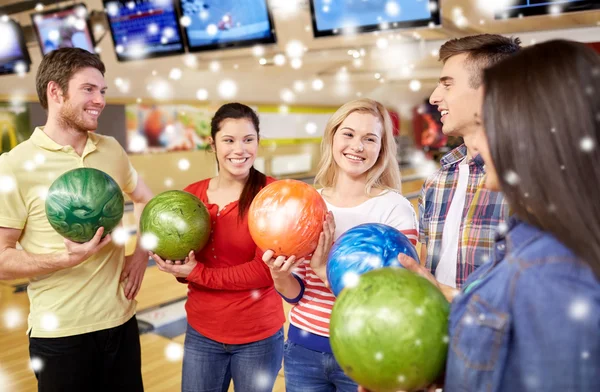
[248,179,328,259]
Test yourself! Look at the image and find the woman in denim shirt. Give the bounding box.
[362,40,600,392]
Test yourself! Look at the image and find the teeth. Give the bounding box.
[345,154,364,161]
[230,158,247,163]
[86,110,99,115]
[441,110,449,116]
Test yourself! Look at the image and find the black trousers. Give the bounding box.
[29,315,143,392]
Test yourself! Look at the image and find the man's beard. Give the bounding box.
[57,101,96,133]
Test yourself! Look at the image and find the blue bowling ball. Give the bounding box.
[326,223,419,296]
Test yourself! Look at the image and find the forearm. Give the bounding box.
[0,247,68,280]
[439,283,459,302]
[187,259,275,290]
[273,273,302,300]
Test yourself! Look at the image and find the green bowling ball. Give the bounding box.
[45,167,124,243]
[140,190,211,261]
[330,268,450,392]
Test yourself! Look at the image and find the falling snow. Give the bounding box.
[30,357,44,372]
[504,170,520,186]
[178,159,191,171]
[580,137,595,152]
[497,222,509,236]
[141,233,158,251]
[0,176,16,193]
[112,227,131,246]
[569,299,590,321]
[253,371,273,390]
[41,313,59,331]
[218,80,238,99]
[165,343,183,361]
[3,308,22,329]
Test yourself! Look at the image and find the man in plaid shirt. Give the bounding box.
[419,35,521,289]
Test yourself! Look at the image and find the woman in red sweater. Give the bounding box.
[150,103,285,392]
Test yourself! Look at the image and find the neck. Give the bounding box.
[461,130,479,161]
[215,170,248,191]
[43,112,88,155]
[331,171,368,199]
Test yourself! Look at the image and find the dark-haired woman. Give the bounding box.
[362,40,600,392]
[150,103,285,392]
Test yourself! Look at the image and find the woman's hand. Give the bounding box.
[262,250,304,281]
[309,211,335,284]
[150,250,198,279]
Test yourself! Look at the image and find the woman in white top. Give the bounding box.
[263,98,418,391]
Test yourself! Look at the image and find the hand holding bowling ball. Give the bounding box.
[262,250,305,281]
[61,226,113,267]
[308,211,335,283]
[149,249,198,279]
[326,223,419,296]
[248,179,327,259]
[140,190,211,261]
[330,268,449,392]
[45,167,124,243]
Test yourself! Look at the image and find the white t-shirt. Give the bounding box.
[435,158,469,288]
[319,189,418,244]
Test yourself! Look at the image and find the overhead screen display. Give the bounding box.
[309,0,440,37]
[31,4,96,55]
[179,0,277,51]
[495,0,600,18]
[104,0,185,61]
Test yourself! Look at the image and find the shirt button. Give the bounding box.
[214,256,217,259]
[217,213,220,217]
[497,243,506,251]
[212,248,214,251]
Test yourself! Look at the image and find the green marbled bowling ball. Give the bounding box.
[140,190,211,261]
[45,167,124,243]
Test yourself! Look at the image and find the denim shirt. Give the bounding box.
[445,218,600,392]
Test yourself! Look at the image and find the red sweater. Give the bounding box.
[181,177,284,344]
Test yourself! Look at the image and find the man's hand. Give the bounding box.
[398,254,459,302]
[120,246,148,300]
[63,227,112,268]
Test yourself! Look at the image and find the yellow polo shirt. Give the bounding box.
[0,127,138,338]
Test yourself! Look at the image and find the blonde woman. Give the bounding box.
[263,99,418,391]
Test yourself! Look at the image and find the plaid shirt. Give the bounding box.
[418,144,509,288]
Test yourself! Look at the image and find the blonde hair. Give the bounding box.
[315,98,402,195]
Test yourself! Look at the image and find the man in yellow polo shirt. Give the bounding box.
[0,48,153,391]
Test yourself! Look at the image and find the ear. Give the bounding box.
[207,137,216,153]
[47,81,64,105]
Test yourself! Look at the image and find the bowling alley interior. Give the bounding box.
[0,0,599,391]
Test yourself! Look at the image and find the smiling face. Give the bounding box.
[55,67,107,133]
[429,53,483,137]
[212,118,259,180]
[332,111,383,180]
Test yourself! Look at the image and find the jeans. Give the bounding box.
[28,316,143,392]
[182,324,283,392]
[283,340,358,392]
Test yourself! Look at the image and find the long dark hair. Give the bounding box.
[210,103,267,220]
[482,40,600,278]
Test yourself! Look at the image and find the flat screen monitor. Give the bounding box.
[0,19,31,76]
[179,0,277,52]
[31,3,96,55]
[309,0,440,37]
[104,0,185,61]
[496,0,600,19]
